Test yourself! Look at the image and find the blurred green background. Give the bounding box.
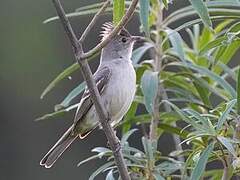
[3,0,238,179]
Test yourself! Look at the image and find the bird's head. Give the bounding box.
[100,22,141,61]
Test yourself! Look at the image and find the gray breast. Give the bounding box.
[104,59,136,123]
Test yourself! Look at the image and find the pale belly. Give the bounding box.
[77,60,136,134]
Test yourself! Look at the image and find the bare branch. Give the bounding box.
[52,0,81,53]
[81,0,139,59]
[79,0,111,43]
[51,0,139,179]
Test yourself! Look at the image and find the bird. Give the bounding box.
[40,22,140,168]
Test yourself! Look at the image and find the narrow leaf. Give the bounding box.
[44,9,110,24]
[199,36,227,55]
[192,81,211,107]
[35,103,78,121]
[140,70,158,114]
[165,29,186,62]
[190,143,214,180]
[184,63,236,98]
[142,137,155,162]
[55,82,86,111]
[188,0,212,29]
[217,136,237,157]
[162,0,170,9]
[89,161,115,180]
[92,147,111,154]
[132,43,153,66]
[158,123,189,139]
[152,172,165,180]
[237,69,240,114]
[121,129,138,145]
[35,110,66,121]
[163,100,204,130]
[77,154,101,167]
[216,99,237,131]
[113,0,125,24]
[106,170,115,180]
[139,0,150,36]
[40,63,79,99]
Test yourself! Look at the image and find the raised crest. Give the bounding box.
[100,22,131,41]
[100,22,114,40]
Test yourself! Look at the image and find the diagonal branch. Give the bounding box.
[51,0,139,179]
[79,0,111,43]
[80,0,138,59]
[52,0,82,55]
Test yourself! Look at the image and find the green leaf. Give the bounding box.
[121,129,138,145]
[192,81,211,107]
[198,26,213,50]
[158,123,189,139]
[217,136,237,157]
[89,161,115,180]
[132,43,153,66]
[40,63,79,99]
[203,169,224,180]
[140,70,158,114]
[139,0,150,36]
[216,99,237,131]
[165,29,186,62]
[75,2,105,12]
[35,109,66,122]
[122,102,138,133]
[106,170,115,180]
[77,154,101,167]
[161,0,169,9]
[141,137,155,162]
[199,36,227,56]
[35,103,78,121]
[113,0,125,25]
[156,161,183,176]
[152,172,165,180]
[44,9,111,24]
[188,0,212,29]
[214,39,240,74]
[163,100,204,130]
[190,143,214,180]
[237,69,240,114]
[92,147,111,154]
[55,82,86,111]
[184,109,215,135]
[185,63,236,98]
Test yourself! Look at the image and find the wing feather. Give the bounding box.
[72,66,111,133]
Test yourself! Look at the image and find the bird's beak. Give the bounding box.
[131,36,146,43]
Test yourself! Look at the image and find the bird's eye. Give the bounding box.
[121,37,127,43]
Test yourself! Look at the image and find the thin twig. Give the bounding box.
[80,0,139,59]
[52,0,81,54]
[79,0,111,43]
[51,0,139,179]
[149,1,185,163]
[148,2,162,179]
[149,0,163,141]
[160,84,185,162]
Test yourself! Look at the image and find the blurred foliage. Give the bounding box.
[39,0,240,179]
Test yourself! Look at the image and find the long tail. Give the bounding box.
[40,125,77,168]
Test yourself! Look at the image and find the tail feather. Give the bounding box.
[40,125,77,168]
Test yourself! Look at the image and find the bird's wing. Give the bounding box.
[72,66,111,129]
